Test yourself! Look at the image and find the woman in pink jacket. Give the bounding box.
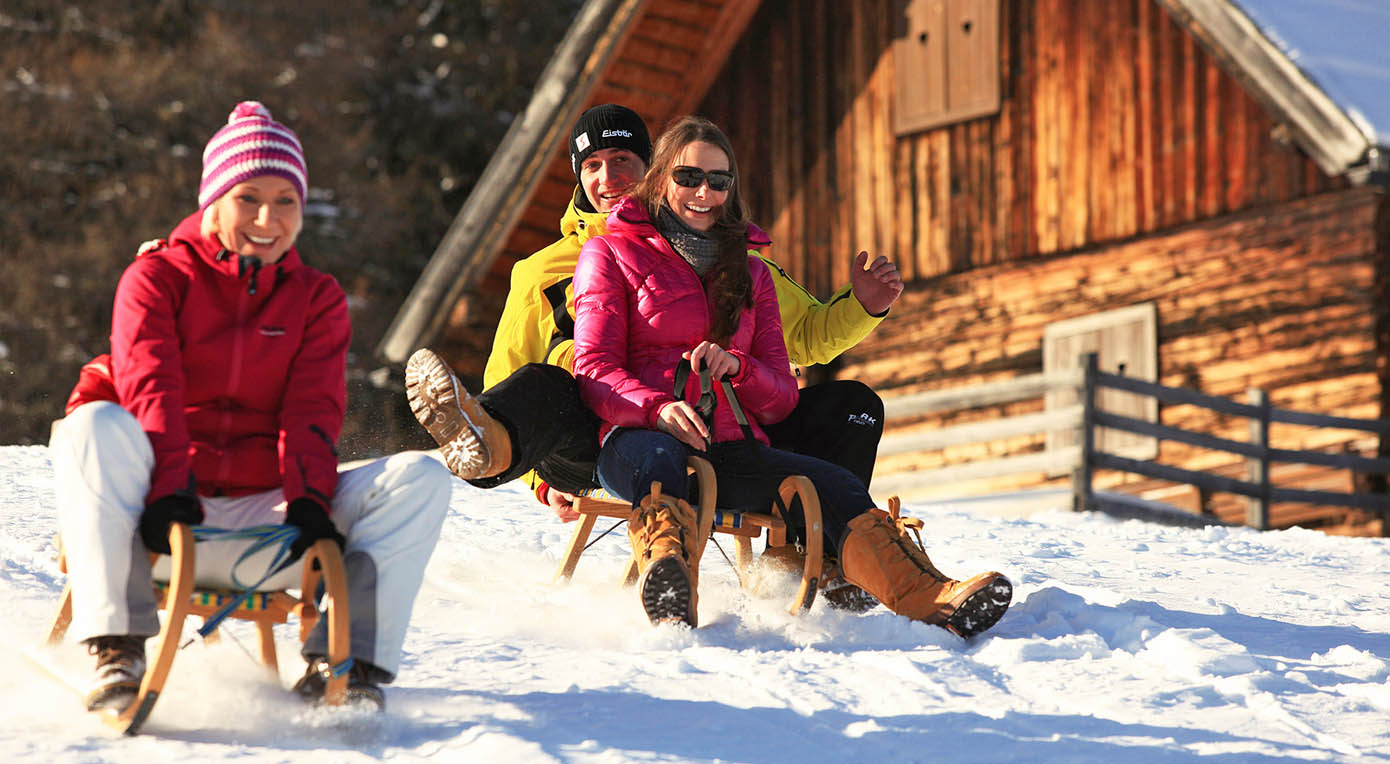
[573,117,1012,635]
[50,102,452,713]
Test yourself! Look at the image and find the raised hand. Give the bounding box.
[850,250,904,315]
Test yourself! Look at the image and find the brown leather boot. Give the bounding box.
[83,635,146,712]
[840,509,1012,638]
[628,482,701,627]
[405,348,512,479]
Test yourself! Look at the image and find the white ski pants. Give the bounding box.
[51,401,453,676]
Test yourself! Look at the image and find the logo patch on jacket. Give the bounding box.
[260,326,287,337]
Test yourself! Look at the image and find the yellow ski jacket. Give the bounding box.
[483,187,886,493]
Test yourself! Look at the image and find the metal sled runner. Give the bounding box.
[45,523,351,735]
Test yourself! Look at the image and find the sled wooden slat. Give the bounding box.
[558,457,824,616]
[46,528,352,733]
[302,539,351,706]
[108,521,195,735]
[781,477,823,614]
[153,585,299,671]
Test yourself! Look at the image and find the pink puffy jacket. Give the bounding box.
[573,198,799,446]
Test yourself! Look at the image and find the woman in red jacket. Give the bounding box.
[50,102,452,713]
[573,116,1012,635]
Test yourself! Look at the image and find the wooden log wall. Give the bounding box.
[850,188,1386,533]
[698,0,1344,300]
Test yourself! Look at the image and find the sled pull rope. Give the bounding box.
[321,655,355,680]
[672,358,794,530]
[180,524,302,644]
[716,377,795,532]
[705,535,745,589]
[582,519,628,553]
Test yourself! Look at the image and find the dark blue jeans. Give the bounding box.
[596,428,874,553]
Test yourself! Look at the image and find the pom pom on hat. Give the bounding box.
[199,101,307,210]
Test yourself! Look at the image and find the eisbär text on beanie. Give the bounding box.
[569,104,652,180]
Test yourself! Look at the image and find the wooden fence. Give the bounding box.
[876,353,1390,533]
[874,368,1084,495]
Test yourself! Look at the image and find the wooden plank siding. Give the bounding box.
[699,0,1343,299]
[422,0,1378,532]
[845,188,1384,528]
[692,0,1379,528]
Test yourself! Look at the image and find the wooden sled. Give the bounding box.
[555,456,825,616]
[46,523,351,735]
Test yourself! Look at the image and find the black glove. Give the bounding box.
[284,497,346,565]
[139,494,204,554]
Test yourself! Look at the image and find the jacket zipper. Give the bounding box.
[213,258,256,489]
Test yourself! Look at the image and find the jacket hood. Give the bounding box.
[606,196,771,249]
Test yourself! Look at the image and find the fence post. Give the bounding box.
[1071,352,1098,513]
[1246,388,1271,529]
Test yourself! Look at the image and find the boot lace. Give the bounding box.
[885,497,947,584]
[87,635,144,669]
[888,496,928,551]
[633,488,695,562]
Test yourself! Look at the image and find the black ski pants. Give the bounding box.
[470,362,885,495]
[763,379,883,489]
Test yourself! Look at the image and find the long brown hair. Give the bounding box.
[632,116,752,342]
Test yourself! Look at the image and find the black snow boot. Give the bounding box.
[293,655,391,711]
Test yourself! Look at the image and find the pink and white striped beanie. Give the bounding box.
[198,101,307,210]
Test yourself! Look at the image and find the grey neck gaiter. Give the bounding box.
[656,203,719,277]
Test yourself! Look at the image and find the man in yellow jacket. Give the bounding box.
[406,104,902,521]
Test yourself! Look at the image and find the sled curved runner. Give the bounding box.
[556,456,825,616]
[46,524,351,734]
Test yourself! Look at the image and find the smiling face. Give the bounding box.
[579,148,646,213]
[205,176,303,263]
[664,141,730,232]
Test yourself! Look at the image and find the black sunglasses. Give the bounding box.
[672,166,734,192]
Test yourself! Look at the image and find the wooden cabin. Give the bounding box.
[379,0,1390,534]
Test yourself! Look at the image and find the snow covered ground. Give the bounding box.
[2,443,1388,763]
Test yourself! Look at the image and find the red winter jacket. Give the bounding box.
[572,198,798,446]
[68,211,350,507]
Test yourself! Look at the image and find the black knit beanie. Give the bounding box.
[569,104,653,180]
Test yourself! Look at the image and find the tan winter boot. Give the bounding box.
[627,482,701,627]
[405,348,512,480]
[840,509,1012,638]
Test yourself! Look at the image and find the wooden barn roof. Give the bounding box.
[1158,0,1383,180]
[376,0,1385,364]
[376,0,762,363]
